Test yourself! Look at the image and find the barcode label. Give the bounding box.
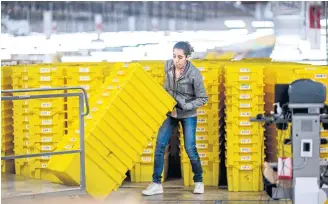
[240,112,251,117]
[198,67,205,71]
[117,70,124,75]
[80,76,90,81]
[108,86,114,90]
[240,130,251,135]
[241,156,251,161]
[241,139,251,144]
[240,94,251,99]
[240,121,251,126]
[240,68,250,73]
[315,74,327,79]
[240,103,251,108]
[197,110,206,115]
[142,157,152,162]
[196,136,206,141]
[40,76,51,81]
[41,156,51,159]
[24,117,29,122]
[143,149,152,154]
[79,67,90,73]
[113,79,119,83]
[41,164,47,168]
[92,108,98,112]
[144,66,150,71]
[197,119,207,123]
[240,165,251,170]
[239,76,250,81]
[102,92,109,96]
[40,111,51,116]
[241,148,251,152]
[41,102,51,108]
[240,84,251,90]
[196,128,206,132]
[41,137,52,142]
[41,128,52,133]
[321,148,328,153]
[65,145,72,149]
[70,138,77,142]
[41,145,51,150]
[40,85,51,88]
[199,153,207,157]
[197,144,207,149]
[42,120,52,125]
[40,68,51,73]
[201,161,208,165]
[97,100,103,104]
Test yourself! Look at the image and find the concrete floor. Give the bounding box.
[1,174,290,204]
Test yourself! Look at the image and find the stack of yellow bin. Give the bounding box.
[179,60,221,186]
[136,61,165,86]
[47,63,176,199]
[64,64,105,136]
[11,65,65,183]
[224,62,265,192]
[1,66,15,173]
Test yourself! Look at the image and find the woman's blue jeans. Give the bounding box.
[152,116,203,183]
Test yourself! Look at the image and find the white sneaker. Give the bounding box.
[193,182,204,194]
[142,182,163,196]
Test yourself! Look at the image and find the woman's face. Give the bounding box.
[173,48,189,69]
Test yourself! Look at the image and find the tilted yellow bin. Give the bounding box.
[47,63,176,199]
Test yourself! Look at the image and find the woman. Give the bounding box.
[142,41,208,196]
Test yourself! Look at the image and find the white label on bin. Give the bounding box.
[199,153,207,157]
[97,100,103,105]
[240,94,251,99]
[240,121,251,126]
[42,137,52,142]
[117,70,124,75]
[81,85,90,90]
[26,141,30,145]
[41,164,47,168]
[26,125,30,129]
[116,85,121,89]
[240,103,251,108]
[241,148,251,152]
[79,67,90,73]
[41,102,51,108]
[113,78,119,83]
[41,145,51,150]
[24,117,29,122]
[123,63,129,68]
[102,92,109,97]
[107,86,114,90]
[40,68,51,73]
[197,110,206,115]
[201,161,208,165]
[41,128,52,133]
[40,111,51,116]
[42,120,52,125]
[321,148,328,153]
[143,149,152,154]
[86,115,92,119]
[240,84,251,90]
[40,76,51,81]
[197,144,207,149]
[240,112,251,117]
[198,67,205,71]
[80,76,90,81]
[241,130,251,135]
[197,119,207,123]
[92,108,98,112]
[75,129,80,134]
[315,74,327,79]
[196,136,206,141]
[240,165,251,170]
[142,157,152,162]
[23,76,29,80]
[144,66,150,71]
[24,100,28,105]
[70,138,77,142]
[25,108,29,113]
[40,85,51,88]
[41,155,51,159]
[65,145,72,149]
[240,68,250,73]
[241,139,251,144]
[197,128,206,132]
[239,76,250,81]
[241,156,251,161]
[26,133,30,138]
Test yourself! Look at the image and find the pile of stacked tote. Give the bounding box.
[47,63,176,199]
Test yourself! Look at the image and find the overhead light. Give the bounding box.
[224,20,246,28]
[251,21,274,28]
